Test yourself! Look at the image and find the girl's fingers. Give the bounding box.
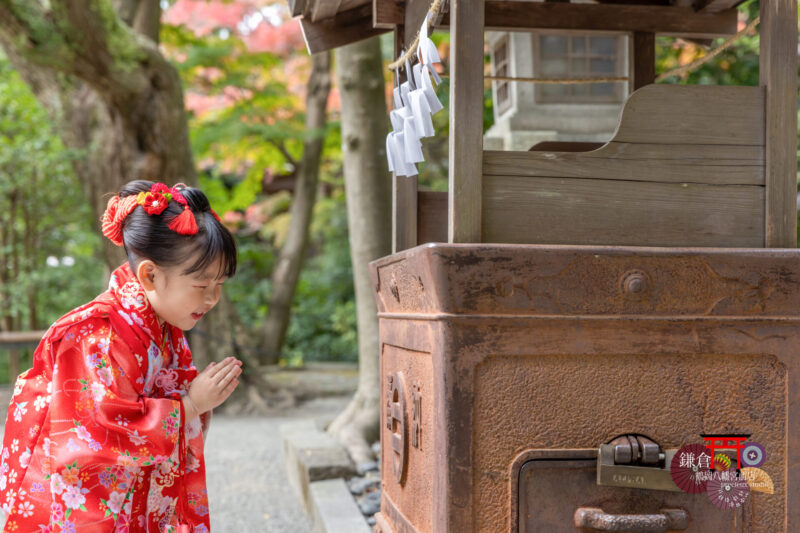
[217,366,241,388]
[207,358,234,378]
[212,365,234,386]
[222,379,238,398]
[205,363,221,378]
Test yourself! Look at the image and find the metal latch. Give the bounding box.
[597,435,681,492]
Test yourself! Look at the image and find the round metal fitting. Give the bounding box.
[619,269,651,301]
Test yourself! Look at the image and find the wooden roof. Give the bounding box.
[291,0,748,54]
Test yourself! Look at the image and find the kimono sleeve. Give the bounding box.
[52,321,184,465]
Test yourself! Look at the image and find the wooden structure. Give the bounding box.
[291,0,798,532]
[293,0,796,252]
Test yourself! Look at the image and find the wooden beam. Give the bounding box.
[374,0,402,30]
[418,190,448,244]
[612,85,764,146]
[761,0,798,248]
[393,175,418,252]
[482,176,764,247]
[404,0,434,47]
[433,0,448,26]
[393,23,407,83]
[375,2,738,38]
[310,0,344,22]
[447,0,483,244]
[0,330,46,348]
[300,3,391,54]
[391,25,418,254]
[595,0,671,4]
[629,32,655,92]
[693,0,743,14]
[482,4,737,37]
[485,143,765,186]
[288,0,306,18]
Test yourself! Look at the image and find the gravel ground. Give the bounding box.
[207,396,350,533]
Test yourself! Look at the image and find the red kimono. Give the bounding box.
[0,264,210,532]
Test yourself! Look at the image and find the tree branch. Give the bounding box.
[0,0,166,112]
[112,0,161,43]
[268,139,299,169]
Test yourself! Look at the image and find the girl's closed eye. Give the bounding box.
[194,281,223,289]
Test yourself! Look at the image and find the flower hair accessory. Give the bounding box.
[101,182,210,246]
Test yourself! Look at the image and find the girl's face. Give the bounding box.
[136,256,226,331]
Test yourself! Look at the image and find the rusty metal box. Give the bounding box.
[369,243,800,533]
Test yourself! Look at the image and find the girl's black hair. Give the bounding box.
[118,180,237,279]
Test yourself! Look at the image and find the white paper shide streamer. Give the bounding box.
[386,13,444,178]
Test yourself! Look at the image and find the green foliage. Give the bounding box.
[161,11,359,364]
[223,189,359,364]
[656,3,760,86]
[223,240,275,329]
[0,59,105,381]
[283,191,357,363]
[161,22,304,174]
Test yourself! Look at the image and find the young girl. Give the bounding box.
[0,180,242,532]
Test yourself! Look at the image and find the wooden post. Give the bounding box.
[629,31,655,93]
[448,0,484,243]
[391,24,419,253]
[393,175,418,252]
[8,349,18,383]
[761,0,798,247]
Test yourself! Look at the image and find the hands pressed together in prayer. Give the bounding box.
[183,356,243,421]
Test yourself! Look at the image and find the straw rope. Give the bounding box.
[486,75,628,84]
[388,0,445,70]
[476,75,628,84]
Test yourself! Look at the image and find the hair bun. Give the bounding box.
[101,195,139,246]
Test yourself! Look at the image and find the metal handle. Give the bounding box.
[574,507,688,532]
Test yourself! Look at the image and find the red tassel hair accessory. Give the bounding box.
[165,187,198,235]
[100,182,201,246]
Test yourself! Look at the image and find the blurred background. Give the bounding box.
[0,1,777,382]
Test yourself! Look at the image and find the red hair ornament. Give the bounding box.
[101,183,200,246]
[167,190,199,236]
[101,195,139,246]
[138,191,169,215]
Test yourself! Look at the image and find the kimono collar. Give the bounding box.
[107,262,171,350]
[102,263,197,398]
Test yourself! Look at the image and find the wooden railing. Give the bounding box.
[0,331,46,348]
[0,330,46,382]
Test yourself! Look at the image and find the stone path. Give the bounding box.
[207,396,350,533]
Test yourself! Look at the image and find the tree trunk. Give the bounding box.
[259,51,332,365]
[0,1,242,367]
[327,37,392,464]
[0,0,196,271]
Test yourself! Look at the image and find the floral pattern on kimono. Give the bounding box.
[0,263,210,532]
